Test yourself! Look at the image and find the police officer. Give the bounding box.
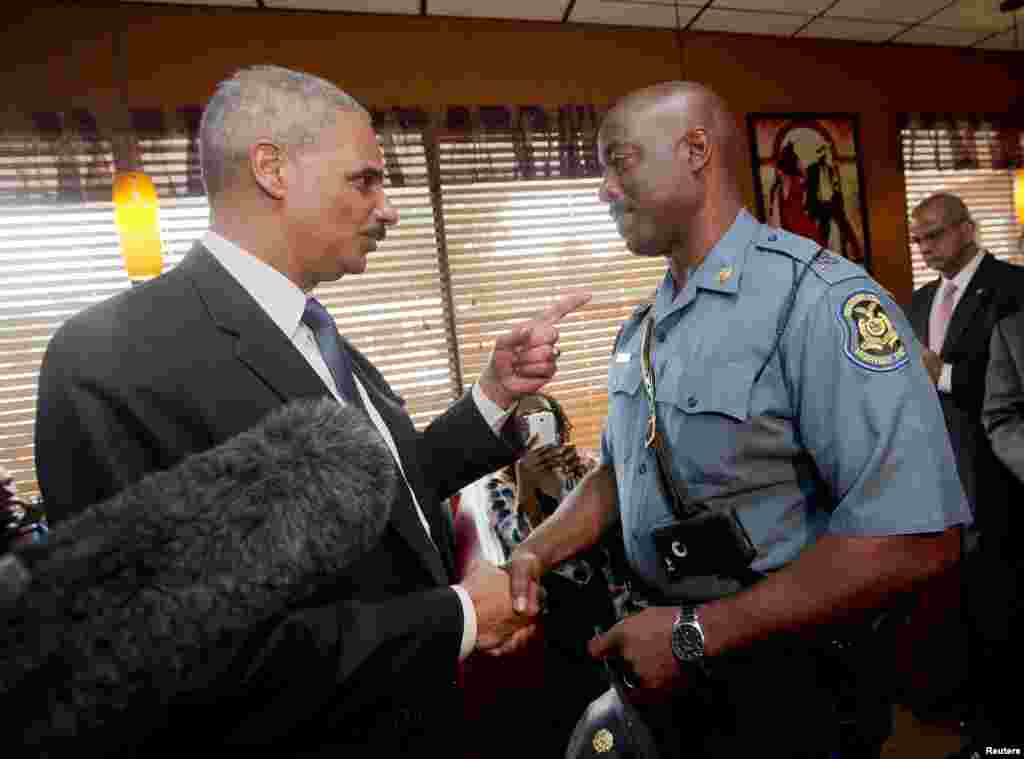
[501,83,971,758]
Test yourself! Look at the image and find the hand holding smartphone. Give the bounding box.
[524,411,559,448]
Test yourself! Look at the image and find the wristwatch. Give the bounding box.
[671,605,706,666]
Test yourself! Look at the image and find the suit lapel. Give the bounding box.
[909,280,939,344]
[183,244,330,403]
[347,355,452,584]
[942,255,996,359]
[183,243,450,585]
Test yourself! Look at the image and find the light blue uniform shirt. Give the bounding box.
[601,209,971,594]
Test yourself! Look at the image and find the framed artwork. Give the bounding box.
[747,112,871,271]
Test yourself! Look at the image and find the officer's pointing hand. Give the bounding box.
[588,607,686,700]
[479,290,592,410]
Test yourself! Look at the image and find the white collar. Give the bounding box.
[943,248,987,293]
[201,230,308,339]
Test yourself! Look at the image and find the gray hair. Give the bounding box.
[199,65,366,200]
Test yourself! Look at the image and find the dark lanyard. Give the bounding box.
[639,313,659,449]
[638,313,704,519]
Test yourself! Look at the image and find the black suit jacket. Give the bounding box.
[33,243,519,754]
[907,253,1024,537]
[985,309,1024,488]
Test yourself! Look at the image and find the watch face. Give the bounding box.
[679,627,701,655]
[673,619,704,662]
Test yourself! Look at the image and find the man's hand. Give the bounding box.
[505,546,546,617]
[478,290,592,409]
[461,558,538,655]
[921,347,943,385]
[588,607,688,702]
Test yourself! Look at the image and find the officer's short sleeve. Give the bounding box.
[784,278,971,536]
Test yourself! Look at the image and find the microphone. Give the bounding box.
[0,397,395,742]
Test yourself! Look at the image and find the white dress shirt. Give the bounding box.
[202,230,515,659]
[931,250,986,394]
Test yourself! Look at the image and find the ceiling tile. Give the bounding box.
[796,16,907,42]
[428,0,569,21]
[119,0,258,5]
[264,0,419,13]
[824,0,951,24]
[691,8,811,35]
[891,24,994,46]
[568,0,704,29]
[927,0,1019,31]
[974,27,1024,49]
[708,0,832,12]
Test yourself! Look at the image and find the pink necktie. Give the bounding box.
[930,280,958,353]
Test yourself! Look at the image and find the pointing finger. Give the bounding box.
[536,290,592,327]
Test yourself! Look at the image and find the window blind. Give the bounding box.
[901,124,1024,291]
[441,175,665,454]
[2,107,646,497]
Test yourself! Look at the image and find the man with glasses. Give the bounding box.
[906,192,1024,757]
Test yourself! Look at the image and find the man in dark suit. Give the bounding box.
[907,193,1024,534]
[986,308,1024,484]
[979,309,1024,750]
[906,192,1024,756]
[33,64,588,755]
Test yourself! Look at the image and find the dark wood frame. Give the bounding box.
[747,112,872,271]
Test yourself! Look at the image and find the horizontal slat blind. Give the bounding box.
[3,116,640,497]
[442,177,665,454]
[0,138,59,204]
[138,135,203,198]
[314,183,454,429]
[0,196,213,498]
[316,131,455,429]
[0,202,128,497]
[902,127,1024,291]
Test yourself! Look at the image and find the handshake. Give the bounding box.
[461,550,548,656]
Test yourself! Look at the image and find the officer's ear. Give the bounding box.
[678,128,712,174]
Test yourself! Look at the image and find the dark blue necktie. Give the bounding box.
[301,297,364,411]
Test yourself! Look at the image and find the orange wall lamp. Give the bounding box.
[1015,166,1024,227]
[112,162,163,284]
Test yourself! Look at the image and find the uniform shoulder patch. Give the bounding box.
[838,290,909,372]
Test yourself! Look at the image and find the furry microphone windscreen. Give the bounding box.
[1,397,396,742]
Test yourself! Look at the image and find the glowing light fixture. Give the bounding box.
[1015,168,1024,226]
[113,170,163,282]
[110,23,162,284]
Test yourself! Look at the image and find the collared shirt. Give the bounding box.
[202,230,513,659]
[931,249,987,393]
[601,209,971,592]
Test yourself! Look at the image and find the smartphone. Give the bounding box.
[525,410,559,447]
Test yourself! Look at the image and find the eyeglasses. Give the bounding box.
[910,217,968,248]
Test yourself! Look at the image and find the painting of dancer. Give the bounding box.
[747,113,871,270]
